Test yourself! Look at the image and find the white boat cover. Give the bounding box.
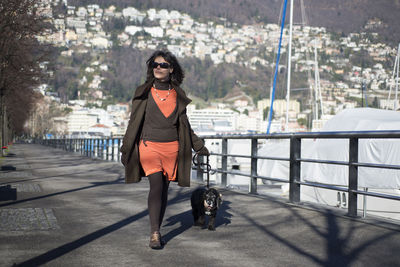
[258,108,400,189]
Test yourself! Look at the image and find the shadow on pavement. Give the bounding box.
[14,209,149,267]
[0,176,124,208]
[236,198,399,267]
[14,186,199,266]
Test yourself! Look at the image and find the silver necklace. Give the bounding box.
[153,83,171,101]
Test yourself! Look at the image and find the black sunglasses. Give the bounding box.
[151,62,170,69]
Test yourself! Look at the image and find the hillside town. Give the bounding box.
[31,0,400,138]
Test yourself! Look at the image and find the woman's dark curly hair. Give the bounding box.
[145,50,185,85]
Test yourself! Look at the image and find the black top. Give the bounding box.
[140,80,179,142]
[154,79,170,90]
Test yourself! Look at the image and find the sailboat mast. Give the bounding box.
[285,0,294,131]
[395,43,400,110]
[267,0,289,134]
[314,41,319,120]
[387,47,398,110]
[317,50,324,117]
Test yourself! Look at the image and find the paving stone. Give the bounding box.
[11,183,41,192]
[0,172,32,178]
[11,164,31,170]
[0,208,59,231]
[0,185,17,201]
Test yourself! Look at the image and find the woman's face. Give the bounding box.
[152,56,173,81]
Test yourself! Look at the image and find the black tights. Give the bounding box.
[148,172,169,233]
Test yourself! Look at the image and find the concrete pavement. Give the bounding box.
[1,143,400,267]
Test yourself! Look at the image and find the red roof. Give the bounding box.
[90,124,110,128]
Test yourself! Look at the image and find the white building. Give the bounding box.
[122,7,146,22]
[236,113,259,132]
[125,25,142,36]
[143,26,164,38]
[257,98,300,118]
[187,105,237,133]
[67,109,98,133]
[379,99,400,110]
[107,103,129,113]
[67,108,115,133]
[91,37,110,49]
[88,124,111,137]
[76,7,87,17]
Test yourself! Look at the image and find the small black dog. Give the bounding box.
[191,187,222,231]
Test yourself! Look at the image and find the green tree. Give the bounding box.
[297,118,307,126]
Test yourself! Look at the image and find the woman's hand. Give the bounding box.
[197,146,210,156]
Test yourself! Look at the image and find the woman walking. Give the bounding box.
[121,50,209,249]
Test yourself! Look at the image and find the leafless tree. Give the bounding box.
[0,0,52,152]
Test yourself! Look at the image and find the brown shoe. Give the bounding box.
[160,233,166,246]
[149,231,162,249]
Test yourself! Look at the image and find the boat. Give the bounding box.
[258,107,400,220]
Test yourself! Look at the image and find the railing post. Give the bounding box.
[250,138,258,194]
[348,137,359,217]
[92,138,96,158]
[196,152,204,182]
[87,139,90,157]
[86,139,89,157]
[111,138,115,161]
[289,136,301,203]
[221,138,227,187]
[106,138,109,161]
[102,138,105,159]
[96,138,100,158]
[102,138,104,159]
[117,138,121,162]
[90,139,93,158]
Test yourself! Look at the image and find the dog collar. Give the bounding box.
[205,211,211,215]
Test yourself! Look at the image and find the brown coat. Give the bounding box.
[120,79,205,187]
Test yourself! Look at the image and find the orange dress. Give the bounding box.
[139,87,179,181]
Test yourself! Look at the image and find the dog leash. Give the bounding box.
[192,153,214,189]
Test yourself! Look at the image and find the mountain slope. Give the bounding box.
[69,0,400,45]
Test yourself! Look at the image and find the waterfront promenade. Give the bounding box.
[1,144,400,266]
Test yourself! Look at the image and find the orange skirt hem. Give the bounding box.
[139,140,178,181]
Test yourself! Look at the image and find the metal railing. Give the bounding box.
[37,130,400,218]
[39,138,122,162]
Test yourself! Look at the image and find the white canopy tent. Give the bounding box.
[258,108,400,189]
